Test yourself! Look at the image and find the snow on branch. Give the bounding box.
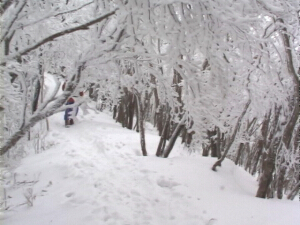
[0,9,117,66]
[18,1,95,30]
[0,0,26,43]
[0,63,85,156]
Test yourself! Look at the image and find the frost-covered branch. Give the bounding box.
[0,0,26,43]
[0,0,13,14]
[0,64,84,156]
[18,1,95,30]
[212,100,251,171]
[0,9,117,65]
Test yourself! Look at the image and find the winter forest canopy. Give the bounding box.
[0,0,300,202]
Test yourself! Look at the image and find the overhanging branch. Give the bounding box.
[1,9,117,66]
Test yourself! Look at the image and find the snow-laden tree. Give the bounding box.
[160,0,300,199]
[0,0,117,155]
[1,0,299,199]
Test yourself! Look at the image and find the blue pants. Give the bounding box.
[64,102,78,121]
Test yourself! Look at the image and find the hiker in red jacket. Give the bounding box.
[62,82,84,127]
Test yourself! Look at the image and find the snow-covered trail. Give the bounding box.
[2,109,300,225]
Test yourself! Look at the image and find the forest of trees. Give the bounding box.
[0,0,299,200]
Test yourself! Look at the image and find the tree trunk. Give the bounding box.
[216,127,221,159]
[127,93,135,130]
[134,92,147,156]
[256,149,275,198]
[243,142,251,171]
[250,140,264,175]
[113,105,117,119]
[156,112,170,157]
[210,138,218,157]
[134,96,139,132]
[212,100,251,171]
[250,112,271,174]
[276,165,286,199]
[116,103,124,126]
[156,105,164,136]
[287,181,300,200]
[163,116,186,158]
[202,143,210,157]
[235,143,244,165]
[1,65,84,155]
[256,105,281,198]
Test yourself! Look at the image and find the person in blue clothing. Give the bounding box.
[62,82,83,127]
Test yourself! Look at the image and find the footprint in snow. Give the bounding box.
[65,192,75,198]
[130,190,140,196]
[140,169,151,174]
[157,177,180,189]
[134,149,142,156]
[51,132,60,137]
[206,218,217,225]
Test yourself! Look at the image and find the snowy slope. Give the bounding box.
[1,108,300,225]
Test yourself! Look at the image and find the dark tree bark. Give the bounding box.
[256,106,282,198]
[250,112,271,174]
[243,142,250,169]
[163,116,186,158]
[134,94,139,132]
[156,105,165,136]
[210,138,218,158]
[156,112,170,157]
[255,145,276,198]
[212,100,251,171]
[32,79,41,113]
[113,105,117,119]
[116,102,124,126]
[127,92,135,130]
[202,143,210,157]
[156,104,171,157]
[235,143,244,165]
[276,165,286,199]
[287,181,300,200]
[133,91,147,156]
[250,140,264,175]
[215,127,221,159]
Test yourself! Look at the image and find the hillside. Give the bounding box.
[1,108,299,225]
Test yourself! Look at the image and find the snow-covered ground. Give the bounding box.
[1,107,299,225]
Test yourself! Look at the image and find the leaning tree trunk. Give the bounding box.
[287,181,300,200]
[162,116,186,158]
[212,100,251,171]
[32,79,41,113]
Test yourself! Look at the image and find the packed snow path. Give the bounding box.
[3,109,300,225]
